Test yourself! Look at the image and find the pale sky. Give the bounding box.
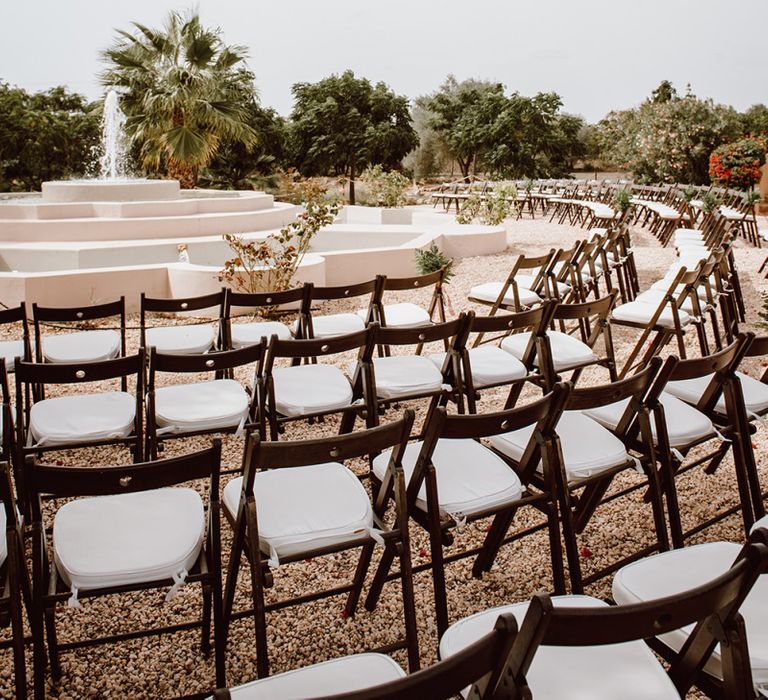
[1,0,765,123]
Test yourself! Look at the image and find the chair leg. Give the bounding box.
[9,573,27,699]
[395,538,420,672]
[344,542,375,617]
[200,581,212,656]
[472,509,516,577]
[544,499,567,595]
[426,467,450,637]
[363,546,396,612]
[211,566,226,688]
[221,522,245,646]
[44,604,61,683]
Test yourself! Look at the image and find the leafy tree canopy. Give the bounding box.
[288,70,418,203]
[597,82,742,184]
[420,75,584,180]
[101,9,258,187]
[0,83,99,192]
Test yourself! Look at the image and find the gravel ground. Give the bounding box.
[1,210,767,698]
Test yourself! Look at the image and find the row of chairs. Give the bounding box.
[3,375,767,697]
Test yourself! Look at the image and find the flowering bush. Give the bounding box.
[709,138,766,190]
[219,198,339,294]
[359,165,411,207]
[597,92,741,184]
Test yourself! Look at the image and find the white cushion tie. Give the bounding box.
[165,567,189,602]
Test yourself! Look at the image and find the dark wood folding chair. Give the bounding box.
[0,368,35,698]
[442,538,766,700]
[300,279,378,340]
[212,611,523,700]
[221,412,419,677]
[468,249,556,315]
[32,298,126,373]
[651,335,764,546]
[146,342,265,459]
[459,304,555,412]
[365,388,570,637]
[371,270,448,341]
[261,327,375,439]
[15,351,145,465]
[502,294,617,390]
[363,315,472,422]
[141,289,226,355]
[28,442,225,696]
[223,285,309,349]
[0,303,32,371]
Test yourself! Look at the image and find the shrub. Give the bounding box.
[414,242,454,282]
[456,185,517,225]
[612,188,633,213]
[709,137,766,190]
[359,165,411,207]
[700,191,721,214]
[273,169,331,205]
[219,198,339,294]
[456,192,483,224]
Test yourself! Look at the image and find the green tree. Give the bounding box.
[651,79,677,104]
[100,9,258,188]
[421,76,582,180]
[0,83,99,191]
[288,70,418,204]
[200,104,287,190]
[597,88,741,184]
[740,104,768,137]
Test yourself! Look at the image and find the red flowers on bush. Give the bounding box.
[709,137,766,190]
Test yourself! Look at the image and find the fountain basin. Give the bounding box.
[41,179,181,203]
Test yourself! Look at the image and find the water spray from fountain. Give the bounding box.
[99,89,127,180]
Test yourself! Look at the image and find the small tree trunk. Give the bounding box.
[168,159,197,189]
[349,161,356,205]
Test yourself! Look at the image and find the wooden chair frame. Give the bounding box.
[261,327,375,439]
[300,279,378,340]
[366,388,570,637]
[222,413,419,677]
[141,289,227,352]
[14,351,145,467]
[647,336,762,547]
[363,315,472,423]
[464,303,556,412]
[28,442,225,695]
[146,341,265,459]
[223,285,310,348]
[511,540,767,700]
[0,302,32,366]
[525,359,668,592]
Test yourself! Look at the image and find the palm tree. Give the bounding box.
[100,10,258,188]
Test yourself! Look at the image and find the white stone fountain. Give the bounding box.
[41,89,181,203]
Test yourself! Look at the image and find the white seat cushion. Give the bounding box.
[154,379,249,434]
[223,462,374,560]
[0,339,28,370]
[272,364,352,417]
[613,541,768,687]
[372,439,522,517]
[515,274,571,295]
[634,289,697,314]
[489,411,631,481]
[30,391,135,447]
[584,391,714,448]
[429,345,527,387]
[231,321,290,348]
[372,355,444,399]
[752,515,768,533]
[440,595,679,700]
[502,331,598,372]
[307,313,366,339]
[43,330,120,363]
[226,653,405,699]
[649,279,708,301]
[377,303,432,328]
[54,487,204,591]
[145,325,215,354]
[611,300,691,328]
[665,371,768,417]
[468,282,541,308]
